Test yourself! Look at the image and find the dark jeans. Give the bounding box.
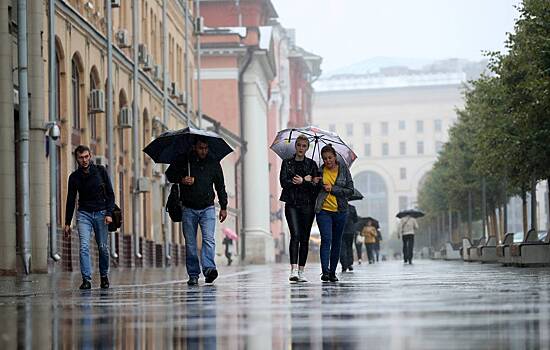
[285,204,315,266]
[403,235,415,262]
[316,210,348,274]
[365,243,376,263]
[355,239,363,260]
[340,234,355,269]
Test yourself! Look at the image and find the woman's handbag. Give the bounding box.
[356,234,364,245]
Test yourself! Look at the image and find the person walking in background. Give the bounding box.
[374,228,383,262]
[64,145,115,290]
[279,134,320,282]
[222,236,233,266]
[397,215,419,264]
[340,204,358,272]
[315,145,354,282]
[166,137,228,286]
[361,219,378,264]
[355,227,364,264]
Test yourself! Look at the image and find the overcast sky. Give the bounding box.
[271,0,521,72]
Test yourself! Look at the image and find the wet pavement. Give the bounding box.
[1,260,550,349]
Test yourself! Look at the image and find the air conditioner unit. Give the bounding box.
[111,0,120,8]
[116,29,131,48]
[176,92,187,106]
[118,107,132,128]
[143,54,154,71]
[138,44,148,64]
[169,82,178,98]
[137,177,151,193]
[152,65,162,82]
[94,155,108,167]
[194,16,204,35]
[89,89,105,113]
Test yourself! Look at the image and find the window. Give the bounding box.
[399,142,406,155]
[382,143,389,156]
[400,167,407,180]
[71,59,80,130]
[416,120,424,133]
[89,72,98,142]
[363,123,371,136]
[328,124,336,133]
[435,141,444,153]
[381,122,389,136]
[399,196,408,211]
[399,120,406,130]
[417,141,424,155]
[346,123,353,137]
[434,119,442,132]
[364,143,371,157]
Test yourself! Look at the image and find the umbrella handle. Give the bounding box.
[287,129,293,144]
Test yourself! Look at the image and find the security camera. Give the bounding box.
[49,124,61,140]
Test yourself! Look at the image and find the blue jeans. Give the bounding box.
[182,206,217,278]
[316,210,348,274]
[77,210,110,281]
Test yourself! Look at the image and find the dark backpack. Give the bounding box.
[166,184,183,222]
[108,204,123,232]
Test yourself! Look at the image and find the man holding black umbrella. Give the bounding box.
[397,214,419,264]
[166,137,228,286]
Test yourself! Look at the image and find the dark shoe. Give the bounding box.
[329,273,339,282]
[100,276,110,289]
[187,277,199,286]
[348,265,354,271]
[341,267,347,273]
[409,260,413,265]
[204,269,218,284]
[79,280,91,290]
[321,273,330,282]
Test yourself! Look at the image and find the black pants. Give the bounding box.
[285,205,315,266]
[365,243,376,263]
[340,234,355,269]
[355,240,363,260]
[402,235,414,262]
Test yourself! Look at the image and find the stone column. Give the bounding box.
[28,0,48,272]
[242,52,274,264]
[0,2,16,273]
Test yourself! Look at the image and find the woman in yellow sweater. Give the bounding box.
[315,145,354,282]
[361,220,378,264]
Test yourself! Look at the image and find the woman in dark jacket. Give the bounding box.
[280,134,320,282]
[315,145,354,282]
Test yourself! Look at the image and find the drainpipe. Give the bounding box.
[184,0,190,118]
[195,0,202,128]
[48,0,61,262]
[238,48,253,261]
[106,0,118,259]
[17,0,32,274]
[132,0,142,260]
[162,0,171,262]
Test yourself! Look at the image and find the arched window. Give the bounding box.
[89,67,100,147]
[71,58,81,131]
[353,171,389,233]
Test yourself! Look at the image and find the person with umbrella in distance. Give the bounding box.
[396,209,422,264]
[278,134,320,282]
[145,128,232,286]
[315,145,354,282]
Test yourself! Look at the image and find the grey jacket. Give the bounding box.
[315,162,354,213]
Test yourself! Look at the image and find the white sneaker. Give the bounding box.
[289,268,299,282]
[298,270,307,282]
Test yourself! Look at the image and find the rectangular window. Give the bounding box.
[417,141,424,155]
[329,124,336,133]
[399,141,406,155]
[416,120,424,133]
[382,143,389,156]
[399,120,406,130]
[400,167,407,180]
[434,119,442,132]
[381,122,389,136]
[363,122,371,136]
[364,143,371,157]
[399,196,408,211]
[346,123,353,137]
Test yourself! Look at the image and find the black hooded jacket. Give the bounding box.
[279,156,319,207]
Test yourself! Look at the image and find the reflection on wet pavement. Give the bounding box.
[1,260,549,349]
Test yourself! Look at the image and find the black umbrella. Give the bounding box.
[270,126,357,167]
[349,188,364,201]
[358,216,379,229]
[396,209,425,219]
[143,126,233,164]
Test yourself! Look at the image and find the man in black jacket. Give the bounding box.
[166,137,228,286]
[340,204,358,272]
[64,145,115,290]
